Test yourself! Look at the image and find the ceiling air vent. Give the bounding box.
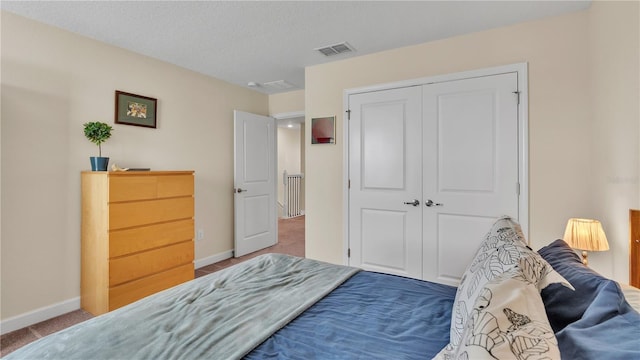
[315,42,355,57]
[262,80,296,91]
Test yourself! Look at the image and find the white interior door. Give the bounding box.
[422,73,519,285]
[348,86,423,278]
[234,110,277,257]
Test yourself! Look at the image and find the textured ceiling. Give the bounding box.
[1,1,591,94]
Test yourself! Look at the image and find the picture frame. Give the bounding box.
[115,90,157,128]
[311,116,336,144]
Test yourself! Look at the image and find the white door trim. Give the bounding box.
[271,110,305,120]
[343,63,529,265]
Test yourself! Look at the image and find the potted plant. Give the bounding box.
[83,121,113,171]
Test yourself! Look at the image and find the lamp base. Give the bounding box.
[581,250,589,266]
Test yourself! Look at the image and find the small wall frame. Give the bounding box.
[311,116,336,144]
[115,90,157,128]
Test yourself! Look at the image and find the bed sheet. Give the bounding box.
[246,271,457,359]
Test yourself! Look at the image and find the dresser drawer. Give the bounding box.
[109,197,194,230]
[109,219,194,258]
[157,175,194,198]
[109,174,194,202]
[109,241,194,286]
[109,176,158,202]
[109,263,194,311]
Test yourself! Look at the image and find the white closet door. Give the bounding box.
[422,73,519,285]
[348,86,423,278]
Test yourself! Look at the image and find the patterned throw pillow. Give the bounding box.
[447,217,571,348]
[434,266,561,360]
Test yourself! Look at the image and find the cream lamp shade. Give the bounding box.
[563,218,609,265]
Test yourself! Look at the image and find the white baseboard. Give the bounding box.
[277,201,284,218]
[1,251,234,335]
[1,297,80,335]
[194,250,233,269]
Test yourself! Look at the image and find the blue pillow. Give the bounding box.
[537,239,610,332]
[539,239,640,359]
[555,280,640,359]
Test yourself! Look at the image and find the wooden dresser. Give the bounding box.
[81,171,195,315]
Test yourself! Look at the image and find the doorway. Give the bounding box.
[233,110,306,258]
[276,115,305,219]
[276,113,306,255]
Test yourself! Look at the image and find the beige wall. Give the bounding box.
[305,2,639,282]
[1,12,268,319]
[588,1,640,279]
[269,90,304,116]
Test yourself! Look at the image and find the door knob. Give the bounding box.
[404,199,420,207]
[235,188,248,193]
[425,199,443,207]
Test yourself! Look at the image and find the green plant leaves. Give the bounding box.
[83,122,113,157]
[83,122,113,145]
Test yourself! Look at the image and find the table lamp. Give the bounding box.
[563,218,609,266]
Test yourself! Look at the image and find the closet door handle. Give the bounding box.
[403,199,420,207]
[425,199,443,207]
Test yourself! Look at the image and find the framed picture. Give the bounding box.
[115,90,157,128]
[311,116,336,144]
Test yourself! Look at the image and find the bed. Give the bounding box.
[4,217,640,360]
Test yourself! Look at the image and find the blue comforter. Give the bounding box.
[246,271,457,359]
